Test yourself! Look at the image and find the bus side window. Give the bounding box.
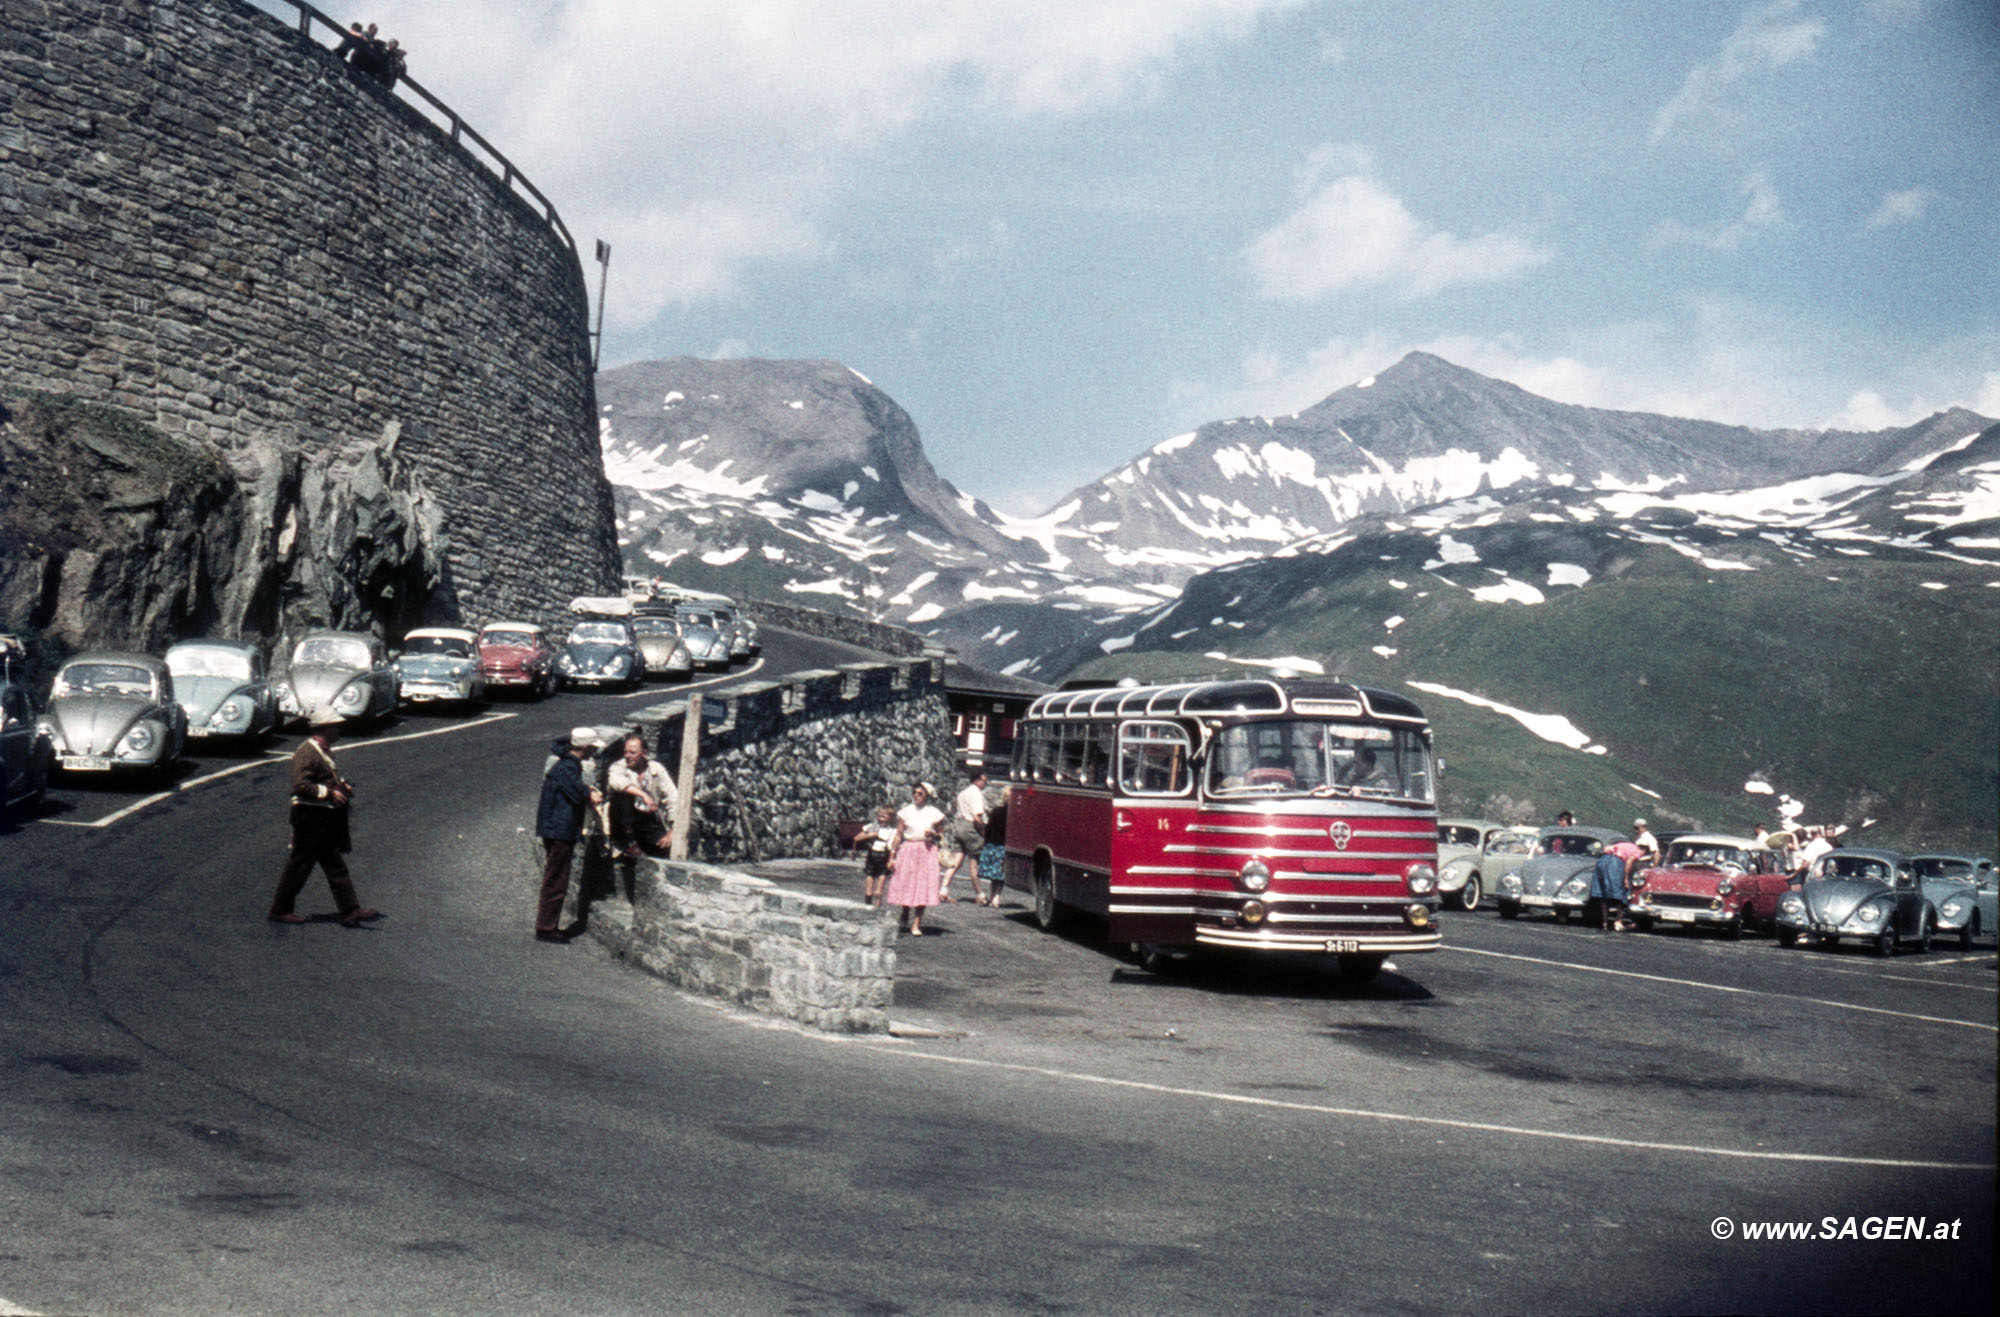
[1118,721,1191,796]
[1084,724,1113,788]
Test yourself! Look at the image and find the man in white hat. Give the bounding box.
[268,710,381,927]
[1632,817,1659,865]
[534,727,606,941]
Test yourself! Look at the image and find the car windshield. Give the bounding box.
[1666,842,1751,870]
[677,610,714,628]
[294,638,371,668]
[1488,833,1535,857]
[404,636,472,658]
[1439,825,1482,847]
[168,648,253,681]
[481,630,536,649]
[57,663,155,697]
[631,618,678,637]
[1817,855,1891,883]
[1911,858,1974,881]
[1540,833,1604,857]
[1204,719,1433,802]
[569,623,629,645]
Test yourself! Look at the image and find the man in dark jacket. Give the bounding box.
[535,727,604,942]
[268,711,381,927]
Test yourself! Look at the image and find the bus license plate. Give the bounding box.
[63,756,114,772]
[1324,938,1360,953]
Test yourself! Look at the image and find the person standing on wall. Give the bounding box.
[267,711,381,928]
[534,727,605,943]
[942,771,990,904]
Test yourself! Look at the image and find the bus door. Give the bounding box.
[1107,719,1197,944]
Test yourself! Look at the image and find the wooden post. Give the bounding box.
[670,694,700,860]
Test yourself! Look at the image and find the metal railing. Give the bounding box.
[271,0,577,257]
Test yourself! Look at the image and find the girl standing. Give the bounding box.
[884,782,946,935]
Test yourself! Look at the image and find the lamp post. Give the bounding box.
[591,239,611,372]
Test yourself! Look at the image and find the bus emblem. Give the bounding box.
[1328,822,1352,849]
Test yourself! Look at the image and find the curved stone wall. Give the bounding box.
[0,0,620,625]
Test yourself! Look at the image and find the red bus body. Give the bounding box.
[1003,678,1443,967]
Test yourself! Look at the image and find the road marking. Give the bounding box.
[868,1046,1993,1171]
[607,658,765,700]
[1448,945,1996,1033]
[41,713,517,828]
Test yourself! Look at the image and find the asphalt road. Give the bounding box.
[1,627,1992,1315]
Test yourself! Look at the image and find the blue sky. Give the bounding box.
[310,0,1998,515]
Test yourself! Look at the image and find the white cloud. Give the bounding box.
[1651,171,1784,251]
[1241,145,1550,302]
[1650,0,1827,146]
[1865,186,1940,230]
[350,0,1302,328]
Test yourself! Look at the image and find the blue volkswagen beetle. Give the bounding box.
[166,639,278,743]
[1774,848,1935,956]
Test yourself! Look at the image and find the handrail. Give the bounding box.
[271,0,577,257]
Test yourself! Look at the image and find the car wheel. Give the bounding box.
[1913,917,1932,955]
[1778,928,1800,947]
[1873,923,1895,958]
[1457,875,1481,912]
[1498,901,1520,920]
[1958,919,1974,952]
[1633,914,1655,932]
[1722,916,1743,941]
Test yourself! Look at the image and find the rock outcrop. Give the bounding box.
[0,391,453,652]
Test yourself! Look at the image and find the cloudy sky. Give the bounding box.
[294,0,1998,514]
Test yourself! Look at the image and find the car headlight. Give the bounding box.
[274,681,298,713]
[120,722,156,754]
[216,698,244,724]
[558,656,575,672]
[335,683,368,710]
[1498,871,1522,893]
[1238,859,1271,893]
[1779,893,1804,915]
[1560,876,1587,897]
[1940,896,1969,920]
[1854,904,1883,925]
[608,656,629,673]
[1406,863,1437,895]
[1716,878,1734,896]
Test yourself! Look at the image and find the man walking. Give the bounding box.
[535,727,605,942]
[268,711,381,927]
[943,771,991,904]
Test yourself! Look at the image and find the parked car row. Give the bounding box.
[1435,817,1995,957]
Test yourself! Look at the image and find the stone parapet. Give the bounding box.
[739,600,931,657]
[572,858,896,1035]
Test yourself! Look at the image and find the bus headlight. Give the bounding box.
[1405,863,1437,895]
[1405,904,1432,928]
[1240,899,1268,924]
[1238,860,1271,893]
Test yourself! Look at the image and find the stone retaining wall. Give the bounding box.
[739,600,930,657]
[634,655,959,863]
[0,0,621,629]
[571,859,894,1035]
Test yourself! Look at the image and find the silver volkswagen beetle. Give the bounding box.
[1493,825,1629,922]
[629,614,694,681]
[166,639,278,743]
[1909,854,1996,950]
[1774,848,1935,955]
[39,652,188,781]
[274,631,398,727]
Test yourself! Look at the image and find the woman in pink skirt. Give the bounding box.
[884,782,946,935]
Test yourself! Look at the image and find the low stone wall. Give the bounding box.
[568,856,894,1034]
[742,599,930,657]
[635,655,959,863]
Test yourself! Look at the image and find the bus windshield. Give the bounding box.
[1205,719,1433,803]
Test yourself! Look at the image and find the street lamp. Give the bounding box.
[591,239,611,372]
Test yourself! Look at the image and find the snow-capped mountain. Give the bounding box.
[598,353,1996,673]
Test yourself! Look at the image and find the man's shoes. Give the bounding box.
[267,913,307,924]
[339,908,383,927]
[534,930,570,943]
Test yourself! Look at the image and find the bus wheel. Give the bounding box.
[1335,954,1384,984]
[1032,868,1060,932]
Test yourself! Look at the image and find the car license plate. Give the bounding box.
[1521,894,1552,907]
[1658,909,1695,922]
[63,756,113,772]
[1812,922,1839,936]
[1324,938,1360,954]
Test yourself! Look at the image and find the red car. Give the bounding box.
[476,622,559,699]
[1627,833,1794,937]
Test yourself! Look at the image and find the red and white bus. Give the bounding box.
[1002,677,1442,978]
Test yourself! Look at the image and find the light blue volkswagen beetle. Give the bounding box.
[1909,854,1996,951]
[166,639,277,743]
